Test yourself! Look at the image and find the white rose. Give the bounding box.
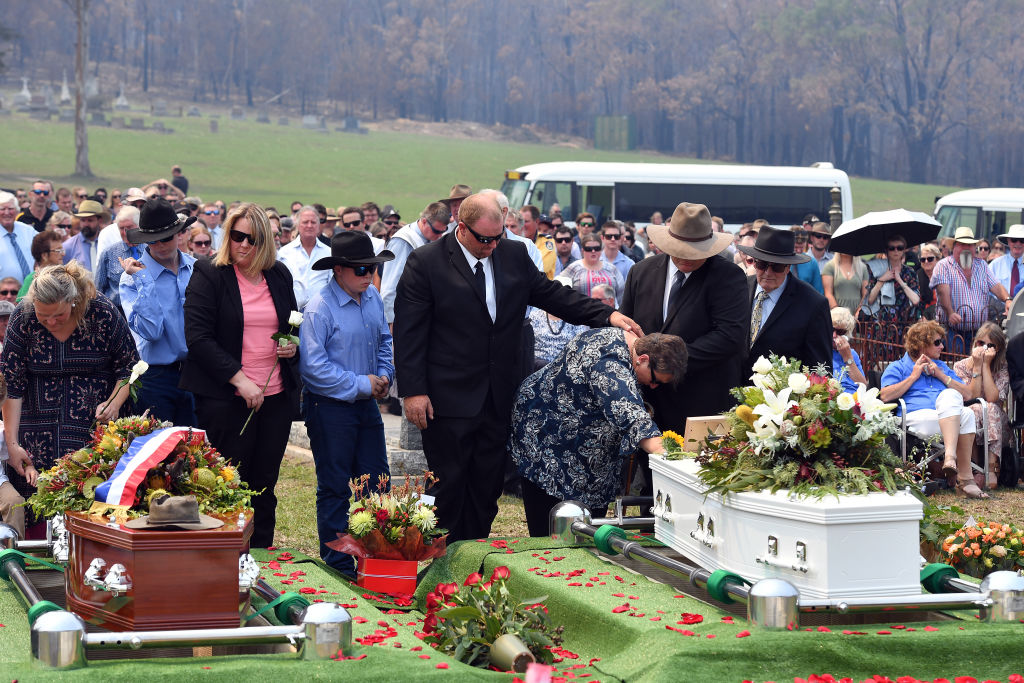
[288,310,304,327]
[787,373,811,394]
[752,356,773,374]
[129,360,149,384]
[836,392,856,411]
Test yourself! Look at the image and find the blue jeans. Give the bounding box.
[303,392,388,576]
[135,364,197,426]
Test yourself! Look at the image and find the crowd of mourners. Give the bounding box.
[1,168,1023,578]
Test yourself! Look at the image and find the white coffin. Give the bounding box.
[649,455,924,599]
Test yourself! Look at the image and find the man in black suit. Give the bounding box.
[620,203,748,434]
[738,225,832,375]
[394,193,643,543]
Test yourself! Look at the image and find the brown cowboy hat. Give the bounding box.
[438,184,472,206]
[737,225,811,265]
[124,495,224,531]
[646,203,733,260]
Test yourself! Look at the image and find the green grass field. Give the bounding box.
[0,111,962,217]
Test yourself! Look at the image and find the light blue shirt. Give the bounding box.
[299,277,394,402]
[0,222,35,282]
[63,231,98,271]
[753,275,789,329]
[601,250,633,280]
[881,352,963,415]
[277,237,332,309]
[210,224,224,250]
[989,252,1023,294]
[95,242,142,306]
[119,247,195,364]
[380,222,429,324]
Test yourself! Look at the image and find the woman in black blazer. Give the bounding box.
[181,203,300,548]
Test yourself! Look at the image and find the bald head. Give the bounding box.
[458,193,502,228]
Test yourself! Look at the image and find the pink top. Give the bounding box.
[235,265,283,397]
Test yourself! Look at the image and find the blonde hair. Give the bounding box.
[190,224,212,242]
[26,262,96,328]
[830,306,856,332]
[213,203,277,275]
[920,243,941,259]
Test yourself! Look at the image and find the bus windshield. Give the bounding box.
[500,179,530,210]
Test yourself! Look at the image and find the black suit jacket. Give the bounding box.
[619,254,748,432]
[746,274,832,376]
[394,231,613,419]
[180,258,300,407]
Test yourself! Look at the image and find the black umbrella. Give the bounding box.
[829,209,941,256]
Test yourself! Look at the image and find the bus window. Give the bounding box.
[501,179,530,209]
[936,206,979,238]
[580,185,612,225]
[530,181,575,217]
[614,182,833,227]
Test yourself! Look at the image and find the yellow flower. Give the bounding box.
[735,404,755,425]
[219,466,238,483]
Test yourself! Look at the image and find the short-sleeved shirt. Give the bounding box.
[822,257,868,313]
[930,256,998,330]
[561,260,624,303]
[880,352,964,414]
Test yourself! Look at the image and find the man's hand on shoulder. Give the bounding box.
[609,311,644,337]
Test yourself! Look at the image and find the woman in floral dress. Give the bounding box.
[953,321,1009,489]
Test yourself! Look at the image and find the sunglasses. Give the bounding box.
[833,328,848,336]
[0,289,18,296]
[462,221,502,245]
[603,233,621,240]
[383,220,400,226]
[554,237,573,244]
[551,223,564,229]
[318,217,328,224]
[157,184,168,190]
[810,233,830,239]
[204,210,219,216]
[348,265,373,276]
[753,259,788,273]
[744,257,755,265]
[921,256,936,263]
[76,194,87,199]
[974,340,996,349]
[977,246,990,252]
[229,229,258,246]
[578,222,595,228]
[887,245,906,252]
[583,245,602,253]
[32,189,50,196]
[932,338,944,347]
[1009,238,1024,245]
[192,239,211,247]
[57,224,72,230]
[342,220,362,228]
[111,194,121,199]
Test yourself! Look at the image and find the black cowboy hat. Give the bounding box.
[128,197,197,245]
[736,225,811,265]
[312,231,395,270]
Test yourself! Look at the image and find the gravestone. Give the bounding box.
[186,106,201,117]
[256,108,270,123]
[114,85,130,111]
[301,115,322,130]
[59,109,74,122]
[277,117,289,126]
[230,106,244,120]
[14,77,30,108]
[30,109,50,121]
[210,119,219,133]
[41,84,54,109]
[84,76,99,99]
[152,99,168,116]
[152,120,165,132]
[60,71,72,104]
[90,111,108,126]
[398,417,423,451]
[130,117,145,129]
[111,116,125,129]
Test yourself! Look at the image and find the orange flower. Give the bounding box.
[967,528,982,540]
[971,543,981,551]
[974,548,983,557]
[962,547,972,557]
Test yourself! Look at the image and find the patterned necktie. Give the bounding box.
[749,290,770,346]
[7,232,30,279]
[1012,259,1020,295]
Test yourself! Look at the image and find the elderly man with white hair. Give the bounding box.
[0,192,34,283]
[96,187,148,259]
[94,205,143,308]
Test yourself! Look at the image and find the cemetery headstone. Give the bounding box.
[230,106,244,120]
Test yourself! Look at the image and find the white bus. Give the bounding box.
[500,161,853,230]
[933,188,1024,243]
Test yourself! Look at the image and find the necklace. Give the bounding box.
[545,314,565,335]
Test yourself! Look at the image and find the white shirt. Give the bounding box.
[96,222,121,261]
[277,237,332,309]
[662,258,683,322]
[456,237,496,322]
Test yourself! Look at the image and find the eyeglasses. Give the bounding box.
[744,257,755,265]
[48,247,65,254]
[157,184,168,191]
[204,210,219,216]
[554,237,573,244]
[192,239,211,247]
[887,245,906,252]
[932,338,944,347]
[342,220,362,228]
[0,289,18,296]
[974,340,996,349]
[810,233,830,240]
[383,220,400,226]
[229,229,258,246]
[578,222,595,228]
[753,259,788,273]
[551,223,564,229]
[603,233,621,240]
[920,256,936,263]
[462,221,502,245]
[977,246,990,252]
[76,194,87,200]
[111,194,121,199]
[32,189,50,196]
[348,265,373,276]
[582,245,602,253]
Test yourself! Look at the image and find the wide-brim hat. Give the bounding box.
[953,226,979,245]
[73,199,107,220]
[647,203,733,260]
[128,197,197,245]
[124,495,224,531]
[438,184,472,206]
[737,224,811,264]
[312,231,395,270]
[122,187,147,204]
[997,224,1024,245]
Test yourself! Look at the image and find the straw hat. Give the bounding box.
[997,224,1024,245]
[646,203,733,260]
[953,227,979,245]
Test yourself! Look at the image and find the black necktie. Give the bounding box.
[667,270,685,314]
[474,261,486,301]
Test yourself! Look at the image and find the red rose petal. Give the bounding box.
[436,663,449,669]
[410,646,422,651]
[418,654,431,659]
[735,630,751,638]
[611,604,631,613]
[876,630,892,635]
[924,625,939,631]
[816,626,831,632]
[612,592,626,598]
[706,634,716,638]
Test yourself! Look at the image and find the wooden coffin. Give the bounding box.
[65,510,253,631]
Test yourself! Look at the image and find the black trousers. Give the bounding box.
[420,393,510,544]
[195,391,293,548]
[521,478,562,538]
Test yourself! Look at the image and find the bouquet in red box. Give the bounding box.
[327,471,448,562]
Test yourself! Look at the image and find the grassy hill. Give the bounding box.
[0,111,962,219]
